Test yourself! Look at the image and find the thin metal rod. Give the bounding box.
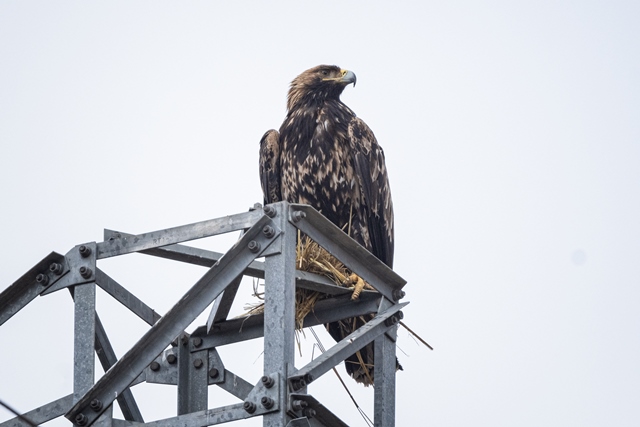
[0,399,37,427]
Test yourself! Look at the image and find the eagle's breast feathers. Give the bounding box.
[258,65,397,385]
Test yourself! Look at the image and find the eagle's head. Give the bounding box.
[287,65,357,111]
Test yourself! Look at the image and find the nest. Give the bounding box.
[243,233,360,329]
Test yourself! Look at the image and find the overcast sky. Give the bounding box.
[1,1,639,426]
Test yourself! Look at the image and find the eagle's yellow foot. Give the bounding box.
[345,273,368,300]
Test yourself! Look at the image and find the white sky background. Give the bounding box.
[1,1,639,426]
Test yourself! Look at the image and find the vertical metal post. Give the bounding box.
[177,336,208,414]
[262,203,296,427]
[73,283,96,404]
[374,325,398,427]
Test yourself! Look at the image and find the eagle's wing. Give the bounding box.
[348,117,394,268]
[259,129,282,205]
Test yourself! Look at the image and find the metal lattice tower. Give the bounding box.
[0,201,407,427]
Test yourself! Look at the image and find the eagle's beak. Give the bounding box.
[340,69,357,87]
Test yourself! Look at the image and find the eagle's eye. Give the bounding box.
[320,70,329,76]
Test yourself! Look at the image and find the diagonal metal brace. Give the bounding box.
[0,251,65,326]
[288,204,406,303]
[288,302,407,390]
[288,393,349,427]
[0,394,74,427]
[65,215,281,427]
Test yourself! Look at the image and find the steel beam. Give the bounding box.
[262,202,297,427]
[192,291,381,349]
[288,204,406,303]
[206,274,242,331]
[108,403,255,427]
[214,369,254,401]
[94,315,144,422]
[288,394,349,427]
[72,283,96,404]
[97,210,263,259]
[110,374,280,427]
[95,268,160,326]
[0,394,73,427]
[374,327,398,427]
[66,215,280,426]
[289,302,406,389]
[177,342,208,415]
[105,231,351,297]
[0,251,65,326]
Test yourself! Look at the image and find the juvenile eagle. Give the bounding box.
[259,65,395,385]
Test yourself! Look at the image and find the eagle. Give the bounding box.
[259,65,396,385]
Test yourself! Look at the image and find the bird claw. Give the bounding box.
[345,273,367,300]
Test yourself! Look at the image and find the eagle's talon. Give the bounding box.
[350,273,366,300]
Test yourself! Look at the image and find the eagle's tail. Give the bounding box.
[327,316,402,386]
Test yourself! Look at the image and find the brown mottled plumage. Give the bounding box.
[259,65,396,385]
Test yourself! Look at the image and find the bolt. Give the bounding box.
[291,210,307,223]
[262,225,276,238]
[250,203,262,211]
[393,289,406,301]
[89,399,103,412]
[291,377,306,391]
[36,273,49,286]
[79,245,92,258]
[263,205,276,217]
[79,266,92,279]
[243,401,256,414]
[180,334,189,346]
[397,310,404,321]
[292,399,308,411]
[261,375,275,388]
[166,353,177,364]
[193,336,203,348]
[75,413,88,426]
[385,315,399,327]
[304,373,314,384]
[303,408,316,419]
[208,368,219,379]
[193,358,204,369]
[261,396,274,409]
[150,361,160,371]
[248,240,261,253]
[49,262,63,275]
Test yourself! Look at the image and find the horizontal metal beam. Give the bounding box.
[0,394,73,427]
[113,233,378,307]
[106,231,359,298]
[289,302,407,388]
[97,209,263,259]
[192,291,381,349]
[110,403,255,427]
[111,373,279,427]
[288,204,406,303]
[0,251,65,326]
[66,215,280,426]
